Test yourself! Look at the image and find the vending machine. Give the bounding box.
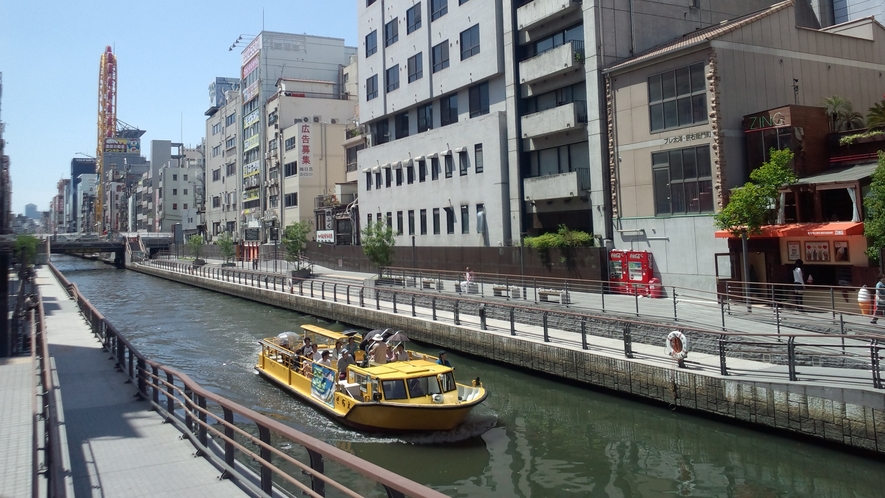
[608,250,629,294]
[626,250,655,294]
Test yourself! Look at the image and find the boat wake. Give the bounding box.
[398,413,499,445]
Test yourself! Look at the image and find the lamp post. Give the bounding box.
[262,214,279,273]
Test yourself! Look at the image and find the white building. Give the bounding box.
[156,165,202,233]
[357,0,510,247]
[75,173,96,233]
[205,78,242,240]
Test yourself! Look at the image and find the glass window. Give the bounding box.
[475,203,485,233]
[373,119,389,145]
[420,209,427,234]
[432,41,449,73]
[407,162,415,184]
[460,24,480,60]
[395,112,409,139]
[439,371,456,392]
[375,172,382,189]
[431,157,440,180]
[445,207,455,234]
[475,144,483,173]
[385,168,392,187]
[431,0,447,21]
[418,104,433,132]
[433,208,440,234]
[366,75,378,100]
[385,18,398,47]
[419,159,427,182]
[366,30,377,57]
[648,62,707,132]
[407,376,429,397]
[386,212,393,228]
[652,145,713,215]
[445,155,454,178]
[441,94,458,126]
[461,205,469,234]
[407,3,422,33]
[408,53,423,82]
[386,65,400,93]
[408,210,415,235]
[469,81,489,117]
[382,379,407,400]
[366,172,372,190]
[396,211,403,235]
[459,151,468,175]
[395,168,403,186]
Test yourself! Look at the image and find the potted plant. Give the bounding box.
[282,221,312,278]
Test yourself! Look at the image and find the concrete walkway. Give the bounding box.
[34,267,246,497]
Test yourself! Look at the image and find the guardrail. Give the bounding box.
[49,262,446,498]
[142,260,884,389]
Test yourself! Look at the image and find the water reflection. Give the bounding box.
[58,256,885,497]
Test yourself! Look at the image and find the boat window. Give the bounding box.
[354,373,368,392]
[439,372,457,393]
[381,379,408,400]
[407,377,430,397]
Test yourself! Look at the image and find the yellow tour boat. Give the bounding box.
[255,324,488,432]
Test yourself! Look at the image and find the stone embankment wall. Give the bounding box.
[132,265,885,455]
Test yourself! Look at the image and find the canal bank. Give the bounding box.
[130,262,885,456]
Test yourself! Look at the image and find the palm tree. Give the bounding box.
[822,95,856,132]
[867,100,885,130]
[844,111,865,130]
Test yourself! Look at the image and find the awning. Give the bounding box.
[714,221,864,238]
[372,165,381,173]
[392,160,403,169]
[440,150,452,156]
[454,146,467,153]
[362,167,370,173]
[381,163,391,169]
[426,152,438,159]
[413,155,425,162]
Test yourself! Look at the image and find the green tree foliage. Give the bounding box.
[187,235,204,260]
[863,152,885,260]
[867,99,885,130]
[823,95,864,132]
[524,225,594,249]
[216,231,235,263]
[361,220,396,274]
[15,235,39,266]
[282,221,311,268]
[715,149,796,235]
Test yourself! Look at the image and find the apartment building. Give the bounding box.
[205,78,242,240]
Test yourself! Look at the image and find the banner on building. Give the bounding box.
[104,137,140,154]
[316,230,335,244]
[299,123,313,177]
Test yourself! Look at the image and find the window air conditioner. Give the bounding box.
[313,115,321,123]
[330,118,339,124]
[301,116,310,123]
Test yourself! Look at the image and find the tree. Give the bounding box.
[216,231,236,264]
[281,221,311,269]
[863,152,885,261]
[15,235,39,266]
[361,219,396,275]
[823,95,863,132]
[867,99,885,130]
[187,235,204,261]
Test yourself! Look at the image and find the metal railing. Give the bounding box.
[140,260,884,389]
[49,262,446,498]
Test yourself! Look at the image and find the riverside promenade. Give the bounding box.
[0,267,246,497]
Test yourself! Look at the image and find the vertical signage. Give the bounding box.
[299,123,313,177]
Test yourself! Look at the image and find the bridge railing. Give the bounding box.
[142,259,884,390]
[48,262,446,498]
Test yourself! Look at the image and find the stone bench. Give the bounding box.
[422,278,443,290]
[458,282,479,294]
[492,285,521,299]
[539,289,570,304]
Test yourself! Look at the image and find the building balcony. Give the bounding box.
[517,0,582,32]
[519,40,584,86]
[521,100,587,139]
[523,169,590,201]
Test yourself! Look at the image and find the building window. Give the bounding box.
[444,155,454,178]
[460,24,480,60]
[445,207,455,234]
[212,196,221,208]
[432,41,449,73]
[385,18,399,46]
[395,112,409,139]
[212,169,221,181]
[420,209,427,234]
[212,145,221,157]
[173,189,178,195]
[367,0,376,5]
[367,213,373,226]
[460,205,469,234]
[431,0,447,21]
[373,119,389,145]
[375,172,382,189]
[226,163,236,176]
[284,193,298,207]
[395,168,403,186]
[386,65,400,93]
[386,212,393,228]
[433,208,440,234]
[441,94,458,126]
[469,81,489,117]
[431,157,440,180]
[396,211,404,235]
[285,137,296,150]
[652,145,713,215]
[366,172,372,190]
[418,103,433,132]
[408,53,423,82]
[385,168,392,187]
[407,3,422,33]
[225,113,236,126]
[526,142,590,178]
[648,62,707,132]
[476,203,485,233]
[407,162,415,184]
[284,161,297,177]
[418,159,427,182]
[474,144,484,173]
[183,188,188,195]
[172,203,178,210]
[366,75,378,101]
[366,30,377,57]
[408,210,415,235]
[377,212,382,224]
[212,123,221,135]
[459,151,468,175]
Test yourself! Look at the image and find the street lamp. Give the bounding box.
[262,214,279,273]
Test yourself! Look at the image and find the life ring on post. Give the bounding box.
[666,330,689,366]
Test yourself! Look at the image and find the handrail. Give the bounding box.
[139,259,884,389]
[48,261,447,498]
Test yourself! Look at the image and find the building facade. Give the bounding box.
[205,78,242,240]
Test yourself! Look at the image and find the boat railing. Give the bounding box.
[49,261,449,498]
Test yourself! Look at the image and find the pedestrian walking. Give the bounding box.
[870,274,885,324]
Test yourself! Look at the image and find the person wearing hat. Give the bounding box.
[371,334,389,364]
[319,350,333,367]
[437,351,452,368]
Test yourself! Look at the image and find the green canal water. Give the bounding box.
[58,257,885,497]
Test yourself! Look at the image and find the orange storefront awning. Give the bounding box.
[714,221,864,238]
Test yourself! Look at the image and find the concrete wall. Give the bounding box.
[133,263,885,455]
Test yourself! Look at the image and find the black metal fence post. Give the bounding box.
[479,304,486,330]
[871,339,882,389]
[542,312,549,342]
[392,292,398,314]
[673,287,678,321]
[510,307,515,336]
[454,300,460,325]
[359,288,365,307]
[581,318,587,350]
[376,291,380,310]
[623,324,633,358]
[411,295,416,317]
[432,297,437,321]
[787,337,798,381]
[719,335,728,376]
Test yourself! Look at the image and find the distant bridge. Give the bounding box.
[0,233,175,268]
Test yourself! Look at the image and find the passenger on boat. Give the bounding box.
[391,344,409,362]
[333,340,344,359]
[437,351,453,368]
[344,336,358,356]
[319,350,333,367]
[337,351,354,379]
[408,378,424,396]
[370,335,389,364]
[296,337,313,357]
[309,344,323,362]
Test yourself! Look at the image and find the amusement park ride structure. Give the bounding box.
[95,46,117,233]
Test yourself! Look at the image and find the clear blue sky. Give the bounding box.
[0,0,357,215]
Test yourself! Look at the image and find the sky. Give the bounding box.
[0,0,357,215]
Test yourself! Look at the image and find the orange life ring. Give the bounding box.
[666,331,688,360]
